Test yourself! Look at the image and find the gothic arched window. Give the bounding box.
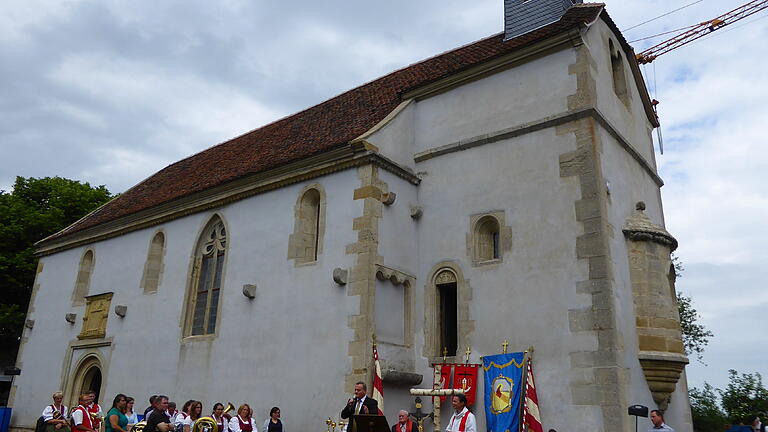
[186,217,227,336]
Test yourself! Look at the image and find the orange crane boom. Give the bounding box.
[635,0,768,64]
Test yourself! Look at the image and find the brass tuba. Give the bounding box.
[132,421,147,432]
[222,403,235,416]
[192,417,218,432]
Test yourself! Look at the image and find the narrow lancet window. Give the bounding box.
[436,270,458,356]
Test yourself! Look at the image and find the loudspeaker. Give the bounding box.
[628,405,648,417]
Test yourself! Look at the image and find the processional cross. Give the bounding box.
[409,397,433,432]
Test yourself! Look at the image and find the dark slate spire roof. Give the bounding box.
[504,0,583,40]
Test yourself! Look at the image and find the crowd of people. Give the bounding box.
[40,392,284,432]
[40,382,689,432]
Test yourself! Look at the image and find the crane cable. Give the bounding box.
[629,23,700,43]
[622,0,706,32]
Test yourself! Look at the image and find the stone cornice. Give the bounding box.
[36,147,420,256]
[414,106,664,187]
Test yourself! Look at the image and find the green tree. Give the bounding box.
[689,383,727,432]
[677,292,713,361]
[0,176,112,348]
[671,253,713,361]
[718,370,768,424]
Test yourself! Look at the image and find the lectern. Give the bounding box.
[351,414,389,432]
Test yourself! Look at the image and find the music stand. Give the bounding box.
[351,414,389,432]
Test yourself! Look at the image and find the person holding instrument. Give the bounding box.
[42,392,70,432]
[211,403,228,432]
[340,382,379,420]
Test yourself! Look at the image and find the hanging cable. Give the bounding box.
[629,23,700,43]
[623,0,706,32]
[653,62,664,154]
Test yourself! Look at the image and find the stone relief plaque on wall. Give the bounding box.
[78,292,113,340]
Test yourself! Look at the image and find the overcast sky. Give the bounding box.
[2,0,766,392]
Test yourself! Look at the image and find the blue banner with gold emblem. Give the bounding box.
[482,352,525,432]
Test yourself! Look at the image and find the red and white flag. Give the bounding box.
[372,342,384,412]
[523,358,542,432]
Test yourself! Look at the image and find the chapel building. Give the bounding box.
[10,2,693,431]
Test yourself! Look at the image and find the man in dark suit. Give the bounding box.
[341,382,379,419]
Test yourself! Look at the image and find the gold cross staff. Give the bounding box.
[464,347,471,364]
[443,347,448,362]
[502,340,509,354]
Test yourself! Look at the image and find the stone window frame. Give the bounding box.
[467,211,512,267]
[608,38,630,107]
[288,183,327,266]
[140,229,166,294]
[72,248,96,305]
[182,214,229,339]
[423,262,474,363]
[374,265,415,347]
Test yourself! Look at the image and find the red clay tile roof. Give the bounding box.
[44,3,605,244]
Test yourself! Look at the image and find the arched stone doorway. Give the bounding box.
[69,355,103,406]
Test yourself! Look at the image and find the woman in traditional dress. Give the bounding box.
[261,407,284,432]
[210,404,228,432]
[174,401,193,432]
[42,391,70,432]
[228,405,255,432]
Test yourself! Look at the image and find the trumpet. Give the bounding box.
[89,412,103,422]
[52,409,63,420]
[132,421,147,432]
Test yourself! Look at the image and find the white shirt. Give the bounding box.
[71,406,88,427]
[174,412,193,430]
[445,408,475,432]
[229,416,255,432]
[43,405,68,422]
[354,396,367,415]
[647,424,674,432]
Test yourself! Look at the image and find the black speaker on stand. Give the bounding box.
[628,405,649,432]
